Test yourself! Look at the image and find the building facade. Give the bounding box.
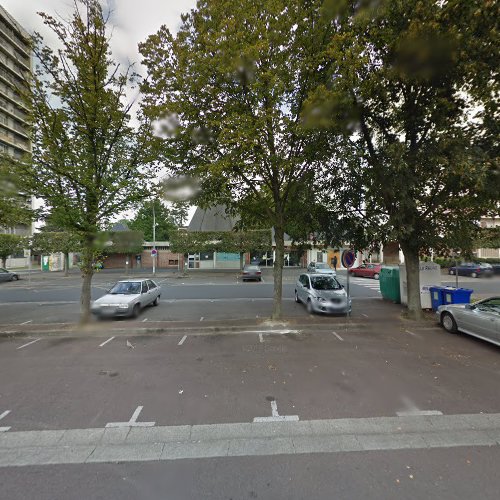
[0,6,33,267]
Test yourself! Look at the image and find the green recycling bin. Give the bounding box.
[379,266,401,303]
[41,255,50,272]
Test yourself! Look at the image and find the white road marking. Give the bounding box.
[0,410,11,432]
[16,338,41,350]
[142,318,148,322]
[361,314,369,318]
[396,396,442,417]
[332,331,344,341]
[200,317,204,322]
[397,410,443,417]
[20,320,32,325]
[105,406,155,428]
[253,399,299,423]
[259,333,264,343]
[405,329,420,338]
[178,335,187,346]
[99,336,115,348]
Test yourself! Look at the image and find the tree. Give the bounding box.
[17,0,156,323]
[0,234,25,268]
[104,229,144,273]
[305,0,499,318]
[170,201,190,228]
[129,199,176,241]
[0,156,34,229]
[140,0,339,319]
[31,231,81,277]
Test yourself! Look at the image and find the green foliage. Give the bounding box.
[169,230,271,255]
[14,0,157,321]
[140,0,340,318]
[304,0,499,315]
[170,201,190,228]
[0,234,26,266]
[31,231,81,254]
[128,200,176,241]
[475,227,500,249]
[0,156,34,228]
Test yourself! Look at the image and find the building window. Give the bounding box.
[316,252,323,262]
[168,259,178,265]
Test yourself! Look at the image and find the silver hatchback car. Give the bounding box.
[295,273,351,315]
[91,279,161,318]
[436,297,500,347]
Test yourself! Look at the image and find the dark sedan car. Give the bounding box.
[241,264,262,282]
[448,263,494,278]
[0,268,20,282]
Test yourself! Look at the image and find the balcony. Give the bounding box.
[0,129,30,152]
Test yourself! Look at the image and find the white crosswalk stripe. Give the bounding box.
[339,277,381,293]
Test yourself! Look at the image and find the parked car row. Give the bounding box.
[448,262,494,278]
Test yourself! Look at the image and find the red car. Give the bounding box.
[349,263,382,280]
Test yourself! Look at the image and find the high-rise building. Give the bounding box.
[0,6,33,267]
[0,5,31,160]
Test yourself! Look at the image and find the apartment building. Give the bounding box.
[0,6,33,266]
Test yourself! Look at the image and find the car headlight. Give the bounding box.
[118,304,130,309]
[316,297,326,302]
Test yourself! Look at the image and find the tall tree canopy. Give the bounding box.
[140,0,339,318]
[17,0,156,322]
[128,199,177,241]
[305,0,499,317]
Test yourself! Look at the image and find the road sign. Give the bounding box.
[151,249,157,256]
[341,249,355,268]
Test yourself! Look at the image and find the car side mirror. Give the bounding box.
[464,304,474,310]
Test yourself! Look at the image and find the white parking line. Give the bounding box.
[405,329,420,338]
[0,409,11,432]
[332,331,344,341]
[200,317,204,322]
[259,333,264,343]
[16,338,41,350]
[178,335,187,346]
[105,406,155,428]
[361,314,369,318]
[253,400,299,422]
[99,336,115,348]
[142,318,148,322]
[20,320,32,325]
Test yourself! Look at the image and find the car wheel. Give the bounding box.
[471,272,478,278]
[441,312,458,333]
[12,275,19,281]
[449,269,455,275]
[132,304,140,318]
[306,299,314,314]
[373,273,379,280]
[152,296,159,306]
[294,290,300,303]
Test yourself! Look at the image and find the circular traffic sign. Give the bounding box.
[341,249,355,268]
[151,249,158,256]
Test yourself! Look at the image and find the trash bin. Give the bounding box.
[443,287,473,305]
[380,266,401,303]
[429,286,446,311]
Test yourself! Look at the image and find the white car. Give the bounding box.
[306,262,337,276]
[436,297,500,346]
[295,273,351,315]
[91,279,161,318]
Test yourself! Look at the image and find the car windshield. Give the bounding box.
[315,263,329,269]
[244,266,259,271]
[310,276,341,290]
[108,282,141,294]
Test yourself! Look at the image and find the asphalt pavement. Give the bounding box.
[1,268,499,499]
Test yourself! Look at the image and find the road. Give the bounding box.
[1,269,499,499]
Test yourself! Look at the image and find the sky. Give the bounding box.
[2,0,197,73]
[2,0,198,224]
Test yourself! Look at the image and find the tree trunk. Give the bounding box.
[240,252,244,271]
[1,257,6,268]
[80,238,94,324]
[401,243,422,320]
[272,224,285,320]
[64,252,69,277]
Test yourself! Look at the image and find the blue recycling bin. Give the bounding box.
[442,287,473,305]
[429,286,446,311]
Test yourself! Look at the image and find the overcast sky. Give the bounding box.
[2,0,197,73]
[2,0,198,223]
